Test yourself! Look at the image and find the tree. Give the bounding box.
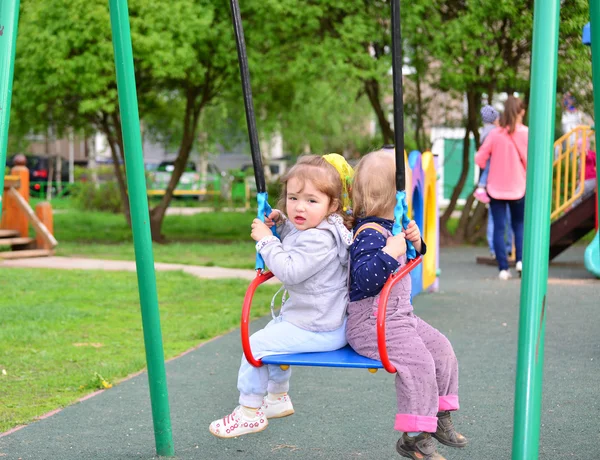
[13,0,238,240]
[13,0,384,240]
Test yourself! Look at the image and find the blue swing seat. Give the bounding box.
[242,258,422,373]
[261,345,383,370]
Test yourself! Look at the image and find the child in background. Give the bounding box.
[209,154,354,438]
[573,139,597,207]
[584,148,597,196]
[473,104,500,203]
[347,148,466,460]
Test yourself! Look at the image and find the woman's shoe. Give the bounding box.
[515,261,522,278]
[499,270,512,280]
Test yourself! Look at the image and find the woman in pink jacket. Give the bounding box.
[475,96,528,280]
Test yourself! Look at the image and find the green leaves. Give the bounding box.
[10,0,592,157]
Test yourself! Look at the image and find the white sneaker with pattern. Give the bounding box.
[209,406,267,438]
[261,394,295,419]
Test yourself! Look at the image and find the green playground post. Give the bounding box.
[590,3,600,237]
[0,0,21,221]
[511,0,560,458]
[108,0,174,456]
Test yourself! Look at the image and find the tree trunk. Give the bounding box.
[56,154,62,195]
[100,113,131,226]
[465,198,488,243]
[45,128,53,200]
[414,69,425,152]
[149,88,205,241]
[440,90,481,238]
[413,46,427,152]
[364,78,394,145]
[198,150,208,193]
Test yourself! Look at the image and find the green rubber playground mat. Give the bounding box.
[0,268,280,432]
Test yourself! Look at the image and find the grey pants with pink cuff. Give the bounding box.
[347,285,459,433]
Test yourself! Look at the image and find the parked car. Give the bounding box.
[8,154,70,195]
[147,161,223,197]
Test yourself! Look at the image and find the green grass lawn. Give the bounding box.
[49,207,258,267]
[52,209,254,244]
[56,241,258,269]
[0,267,280,432]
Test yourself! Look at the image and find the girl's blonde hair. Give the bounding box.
[277,155,353,229]
[351,149,396,226]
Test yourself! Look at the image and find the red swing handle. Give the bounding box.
[241,269,275,367]
[376,256,423,373]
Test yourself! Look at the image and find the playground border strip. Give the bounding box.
[0,330,229,439]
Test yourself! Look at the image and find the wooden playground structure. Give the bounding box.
[1,162,57,259]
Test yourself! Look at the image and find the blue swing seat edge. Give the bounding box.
[260,344,384,369]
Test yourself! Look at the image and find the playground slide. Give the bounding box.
[584,231,600,278]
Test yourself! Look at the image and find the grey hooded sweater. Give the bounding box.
[257,213,352,332]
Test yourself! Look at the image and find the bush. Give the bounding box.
[71,181,123,214]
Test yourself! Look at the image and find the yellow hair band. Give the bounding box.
[323,153,354,213]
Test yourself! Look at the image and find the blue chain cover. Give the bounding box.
[392,190,416,260]
[255,192,280,270]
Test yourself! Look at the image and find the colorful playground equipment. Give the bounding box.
[581,23,600,278]
[1,159,57,259]
[549,125,599,277]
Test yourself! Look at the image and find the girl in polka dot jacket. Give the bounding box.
[347,149,467,460]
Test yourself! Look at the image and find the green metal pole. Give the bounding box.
[590,3,600,234]
[108,0,174,456]
[0,0,21,221]
[511,0,560,458]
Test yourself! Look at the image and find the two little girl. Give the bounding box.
[210,151,466,459]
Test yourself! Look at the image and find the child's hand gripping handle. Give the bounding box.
[255,192,280,271]
[392,191,416,260]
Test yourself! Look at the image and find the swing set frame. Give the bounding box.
[1,0,598,458]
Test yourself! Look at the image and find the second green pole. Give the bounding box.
[511,0,560,458]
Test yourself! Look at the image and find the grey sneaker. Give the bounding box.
[396,432,446,460]
[432,411,468,448]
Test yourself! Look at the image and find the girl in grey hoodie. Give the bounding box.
[210,154,353,438]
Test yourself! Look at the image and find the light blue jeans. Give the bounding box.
[478,159,491,187]
[487,206,513,257]
[237,315,347,408]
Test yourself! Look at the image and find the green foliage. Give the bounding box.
[9,0,594,244]
[558,0,594,116]
[53,204,254,243]
[70,181,123,214]
[267,180,283,205]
